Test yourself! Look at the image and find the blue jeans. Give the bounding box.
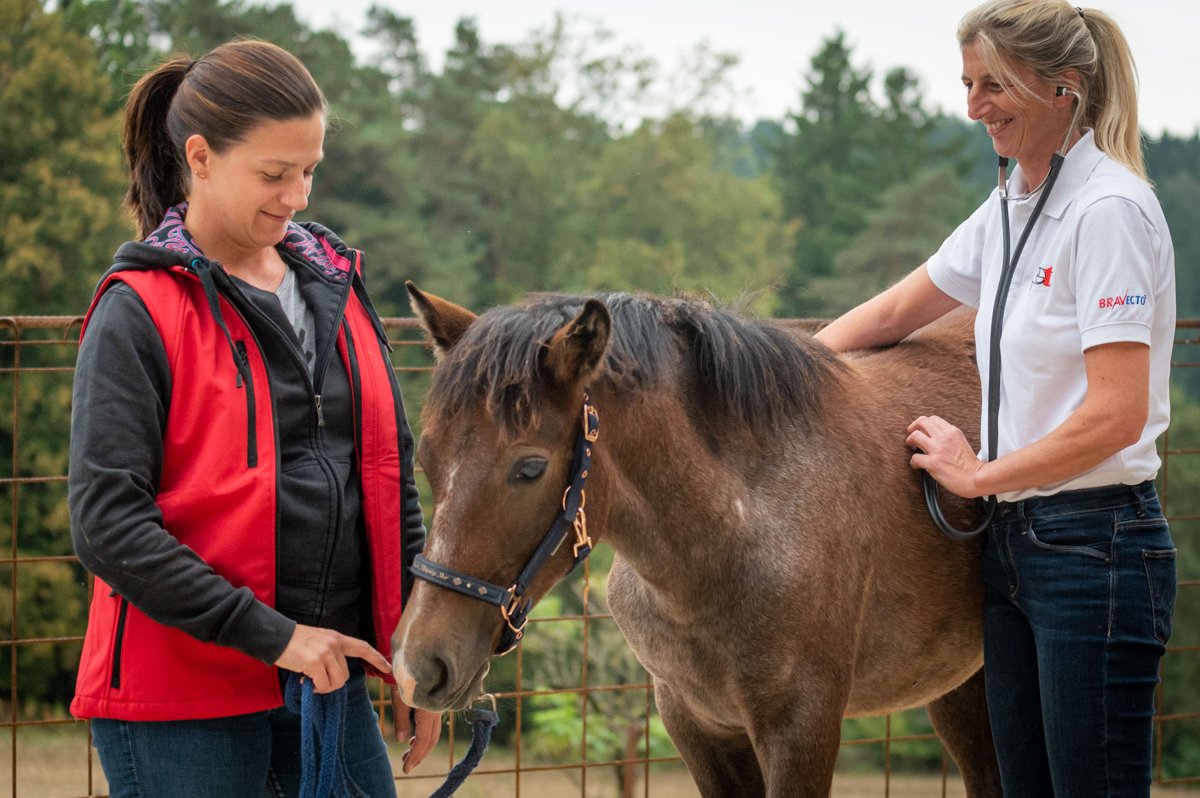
[981,481,1177,797]
[91,665,396,798]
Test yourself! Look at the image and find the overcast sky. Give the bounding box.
[286,0,1195,138]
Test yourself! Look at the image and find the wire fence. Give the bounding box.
[0,315,1196,797]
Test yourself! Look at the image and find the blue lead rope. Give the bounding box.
[285,672,498,798]
[285,674,366,798]
[428,706,499,798]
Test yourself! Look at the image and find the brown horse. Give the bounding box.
[393,283,1002,798]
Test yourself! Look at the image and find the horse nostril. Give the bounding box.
[428,655,450,697]
[412,653,454,704]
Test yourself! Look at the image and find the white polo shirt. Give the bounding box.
[926,130,1175,502]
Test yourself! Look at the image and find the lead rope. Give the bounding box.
[286,673,498,798]
[284,674,366,798]
[428,700,499,798]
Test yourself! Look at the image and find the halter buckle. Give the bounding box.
[582,400,600,443]
[499,590,529,642]
[572,505,593,559]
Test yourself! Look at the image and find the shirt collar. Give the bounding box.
[1005,129,1105,219]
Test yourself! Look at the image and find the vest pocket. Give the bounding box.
[235,341,259,468]
[110,597,129,690]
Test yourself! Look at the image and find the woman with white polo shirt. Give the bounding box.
[816,1,1176,795]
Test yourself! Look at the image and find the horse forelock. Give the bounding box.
[423,292,846,437]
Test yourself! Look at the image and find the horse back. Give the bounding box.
[847,307,980,439]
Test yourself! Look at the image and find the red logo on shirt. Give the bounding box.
[1034,266,1052,287]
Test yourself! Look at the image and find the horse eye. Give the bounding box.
[510,458,547,483]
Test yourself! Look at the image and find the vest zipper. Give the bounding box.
[235,341,259,468]
[110,597,129,690]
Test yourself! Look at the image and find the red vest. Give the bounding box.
[71,263,406,721]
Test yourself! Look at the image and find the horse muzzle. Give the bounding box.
[392,598,496,712]
[393,646,491,712]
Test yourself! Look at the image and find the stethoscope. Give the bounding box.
[923,86,1085,540]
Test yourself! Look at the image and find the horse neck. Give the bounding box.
[588,389,769,593]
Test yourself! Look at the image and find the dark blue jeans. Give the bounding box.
[981,481,1177,797]
[91,665,396,798]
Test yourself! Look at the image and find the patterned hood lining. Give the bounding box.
[142,204,353,280]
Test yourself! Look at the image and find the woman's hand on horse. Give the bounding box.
[390,686,443,774]
[274,624,392,693]
[906,415,986,499]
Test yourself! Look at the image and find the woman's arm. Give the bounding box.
[815,264,962,352]
[907,341,1149,497]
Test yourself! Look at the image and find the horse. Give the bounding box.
[392,282,1002,798]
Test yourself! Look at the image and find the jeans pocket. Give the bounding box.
[1142,548,1177,644]
[1023,513,1113,561]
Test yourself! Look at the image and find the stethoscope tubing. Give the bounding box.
[924,91,1084,540]
[922,151,1066,540]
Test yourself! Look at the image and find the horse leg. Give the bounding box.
[655,683,765,798]
[925,668,1002,798]
[752,704,843,798]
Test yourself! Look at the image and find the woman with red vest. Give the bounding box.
[69,39,440,795]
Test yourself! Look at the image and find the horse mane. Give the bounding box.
[425,292,848,436]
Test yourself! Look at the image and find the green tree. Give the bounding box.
[1157,170,1200,311]
[773,32,879,314]
[59,0,156,112]
[302,9,432,316]
[469,96,605,303]
[402,19,505,309]
[0,0,129,313]
[772,32,977,317]
[817,166,982,313]
[566,113,793,313]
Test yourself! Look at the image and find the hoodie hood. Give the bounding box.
[114,204,356,282]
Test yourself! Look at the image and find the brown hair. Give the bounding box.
[122,39,327,237]
[958,1,1145,179]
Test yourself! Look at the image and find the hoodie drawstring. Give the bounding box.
[191,258,251,386]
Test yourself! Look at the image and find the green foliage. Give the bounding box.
[521,571,675,794]
[58,0,156,111]
[0,562,88,719]
[817,166,982,313]
[0,0,130,313]
[771,32,984,316]
[567,113,793,313]
[839,710,945,773]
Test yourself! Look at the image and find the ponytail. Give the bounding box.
[123,57,193,239]
[1081,10,1144,179]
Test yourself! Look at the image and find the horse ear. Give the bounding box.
[544,299,611,388]
[405,281,477,358]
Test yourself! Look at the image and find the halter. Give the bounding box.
[411,394,600,655]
